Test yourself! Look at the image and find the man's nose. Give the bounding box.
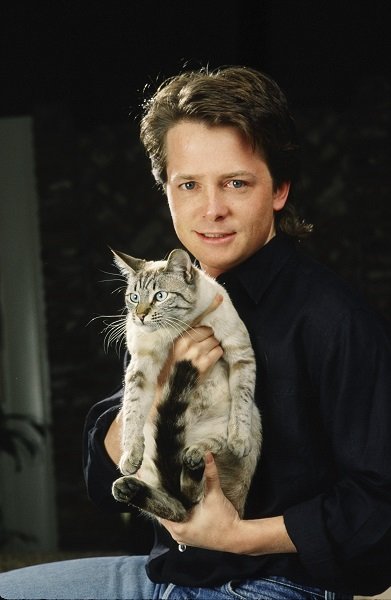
[203,187,229,220]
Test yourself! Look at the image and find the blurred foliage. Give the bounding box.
[0,405,46,547]
[0,408,46,471]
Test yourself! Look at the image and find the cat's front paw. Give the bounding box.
[227,429,252,458]
[118,438,144,475]
[112,475,141,503]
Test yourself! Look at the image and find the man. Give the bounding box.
[1,66,390,600]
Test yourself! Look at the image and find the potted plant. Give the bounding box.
[0,404,46,547]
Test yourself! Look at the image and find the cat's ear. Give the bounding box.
[165,249,193,283]
[111,249,145,276]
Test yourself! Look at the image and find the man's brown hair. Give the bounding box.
[140,66,312,237]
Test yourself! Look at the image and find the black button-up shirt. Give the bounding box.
[83,235,391,596]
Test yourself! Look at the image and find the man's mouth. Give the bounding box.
[197,232,235,239]
[203,233,231,238]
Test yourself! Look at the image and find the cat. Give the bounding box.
[111,248,261,522]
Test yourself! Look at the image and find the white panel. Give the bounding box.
[0,116,57,551]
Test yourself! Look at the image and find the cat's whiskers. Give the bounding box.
[161,315,200,341]
[163,326,179,350]
[99,269,127,283]
[110,285,128,296]
[88,313,127,354]
[103,318,127,354]
[159,317,188,343]
[98,269,128,296]
[87,312,126,326]
[159,316,200,343]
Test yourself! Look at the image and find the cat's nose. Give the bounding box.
[136,304,150,323]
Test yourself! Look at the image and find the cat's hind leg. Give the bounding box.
[112,475,188,522]
[180,453,205,504]
[180,437,226,502]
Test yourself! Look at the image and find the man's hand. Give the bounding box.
[157,324,223,391]
[158,292,224,385]
[172,326,223,374]
[160,452,242,553]
[160,452,298,556]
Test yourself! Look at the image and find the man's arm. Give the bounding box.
[160,452,297,556]
[104,411,122,465]
[83,392,125,512]
[105,412,297,556]
[101,323,296,558]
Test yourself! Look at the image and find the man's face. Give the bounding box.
[165,121,290,278]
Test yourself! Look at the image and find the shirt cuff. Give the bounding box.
[284,496,342,587]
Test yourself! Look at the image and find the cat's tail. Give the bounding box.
[154,360,199,508]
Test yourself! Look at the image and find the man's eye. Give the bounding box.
[230,179,246,188]
[127,292,139,304]
[180,181,196,190]
[154,291,168,302]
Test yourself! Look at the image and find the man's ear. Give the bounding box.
[272,181,291,212]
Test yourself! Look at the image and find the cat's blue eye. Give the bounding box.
[154,291,168,302]
[127,292,139,304]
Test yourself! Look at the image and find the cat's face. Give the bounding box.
[124,270,194,331]
[114,249,198,334]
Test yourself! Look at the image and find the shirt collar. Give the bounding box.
[216,234,297,304]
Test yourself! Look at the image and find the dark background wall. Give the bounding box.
[1,0,390,554]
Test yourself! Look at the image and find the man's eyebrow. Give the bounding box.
[171,173,199,181]
[222,171,256,178]
[171,170,256,181]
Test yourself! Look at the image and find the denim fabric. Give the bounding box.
[164,577,353,600]
[0,556,353,600]
[0,556,167,600]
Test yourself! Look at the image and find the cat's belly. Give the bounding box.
[184,413,229,446]
[184,374,231,445]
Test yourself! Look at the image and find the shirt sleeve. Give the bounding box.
[284,307,391,590]
[82,387,125,513]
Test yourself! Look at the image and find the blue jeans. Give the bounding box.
[0,555,353,600]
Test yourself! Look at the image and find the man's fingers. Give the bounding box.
[195,344,224,374]
[204,452,221,492]
[184,326,215,343]
[182,333,223,374]
[174,326,219,356]
[192,294,224,326]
